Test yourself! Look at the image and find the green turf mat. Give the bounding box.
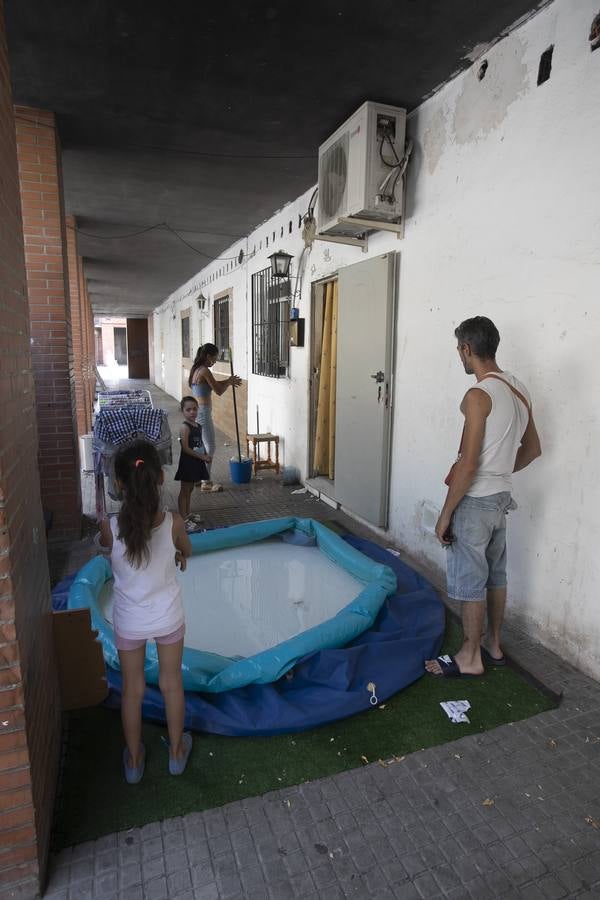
[52,620,556,849]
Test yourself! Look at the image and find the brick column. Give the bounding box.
[81,264,95,433]
[14,106,81,540]
[0,11,61,899]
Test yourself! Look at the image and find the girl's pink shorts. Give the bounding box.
[115,623,185,652]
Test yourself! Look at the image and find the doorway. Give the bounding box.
[308,253,397,528]
[114,327,127,365]
[126,318,149,379]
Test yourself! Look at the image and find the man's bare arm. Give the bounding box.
[436,388,490,543]
[514,414,542,472]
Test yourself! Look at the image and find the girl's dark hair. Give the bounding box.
[180,395,198,410]
[454,316,500,360]
[189,343,219,387]
[114,440,162,568]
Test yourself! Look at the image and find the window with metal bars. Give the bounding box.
[181,315,190,359]
[213,296,230,361]
[251,267,290,377]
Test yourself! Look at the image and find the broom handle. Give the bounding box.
[229,348,242,462]
[256,405,260,462]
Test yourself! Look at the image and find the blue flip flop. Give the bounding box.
[123,743,145,784]
[164,732,193,776]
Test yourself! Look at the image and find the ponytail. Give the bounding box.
[114,440,162,567]
[189,342,219,387]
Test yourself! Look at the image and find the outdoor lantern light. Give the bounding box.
[268,250,293,278]
[197,292,208,312]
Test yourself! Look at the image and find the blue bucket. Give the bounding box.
[229,457,253,484]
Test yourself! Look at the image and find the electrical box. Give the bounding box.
[289,319,305,347]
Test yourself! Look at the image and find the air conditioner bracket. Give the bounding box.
[337,216,404,239]
[314,233,369,252]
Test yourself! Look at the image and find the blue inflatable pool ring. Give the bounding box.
[56,518,445,735]
[68,517,397,693]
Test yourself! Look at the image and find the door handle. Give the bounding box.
[370,371,384,384]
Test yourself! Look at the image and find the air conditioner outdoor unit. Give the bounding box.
[317,100,407,237]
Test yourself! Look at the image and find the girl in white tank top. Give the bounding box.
[99,440,193,782]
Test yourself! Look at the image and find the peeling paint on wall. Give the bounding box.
[453,35,529,144]
[422,105,450,175]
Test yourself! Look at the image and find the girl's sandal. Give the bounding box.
[200,482,222,492]
[123,743,145,784]
[162,732,193,776]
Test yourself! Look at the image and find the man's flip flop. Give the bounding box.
[481,646,507,667]
[430,654,482,678]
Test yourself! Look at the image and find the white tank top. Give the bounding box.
[110,512,184,639]
[466,372,531,498]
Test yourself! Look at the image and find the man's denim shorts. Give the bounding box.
[446,491,515,602]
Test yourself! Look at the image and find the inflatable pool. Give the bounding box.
[56,517,445,735]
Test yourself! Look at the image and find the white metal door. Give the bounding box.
[334,253,396,527]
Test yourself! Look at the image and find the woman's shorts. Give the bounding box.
[446,492,516,602]
[114,623,185,652]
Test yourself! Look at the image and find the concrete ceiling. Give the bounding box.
[6,1,547,317]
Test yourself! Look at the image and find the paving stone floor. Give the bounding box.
[43,380,600,899]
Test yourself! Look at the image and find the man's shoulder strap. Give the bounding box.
[483,373,531,415]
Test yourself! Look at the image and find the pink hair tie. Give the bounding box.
[134,458,144,468]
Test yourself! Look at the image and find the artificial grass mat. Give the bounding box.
[52,620,556,849]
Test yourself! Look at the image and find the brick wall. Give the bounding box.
[0,12,61,898]
[15,107,81,541]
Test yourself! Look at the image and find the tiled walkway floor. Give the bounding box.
[44,380,600,899]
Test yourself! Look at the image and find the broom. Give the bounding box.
[228,347,242,463]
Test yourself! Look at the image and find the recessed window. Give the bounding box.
[477,60,488,81]
[213,296,230,362]
[537,45,554,85]
[181,315,190,359]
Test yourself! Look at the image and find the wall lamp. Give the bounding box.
[268,250,293,279]
[197,292,208,312]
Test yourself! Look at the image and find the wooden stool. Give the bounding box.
[246,433,280,475]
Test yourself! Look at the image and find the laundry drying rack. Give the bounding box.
[92,390,172,519]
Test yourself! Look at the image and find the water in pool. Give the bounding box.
[99,541,365,658]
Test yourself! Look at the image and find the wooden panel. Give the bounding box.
[52,609,108,710]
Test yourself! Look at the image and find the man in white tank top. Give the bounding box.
[426,317,542,678]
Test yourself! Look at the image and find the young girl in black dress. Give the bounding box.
[174,396,212,529]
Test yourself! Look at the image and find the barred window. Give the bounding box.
[213,296,230,362]
[181,315,190,359]
[251,267,290,377]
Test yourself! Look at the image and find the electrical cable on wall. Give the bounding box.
[290,187,319,306]
[377,138,413,205]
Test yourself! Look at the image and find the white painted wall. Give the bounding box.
[153,0,600,679]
